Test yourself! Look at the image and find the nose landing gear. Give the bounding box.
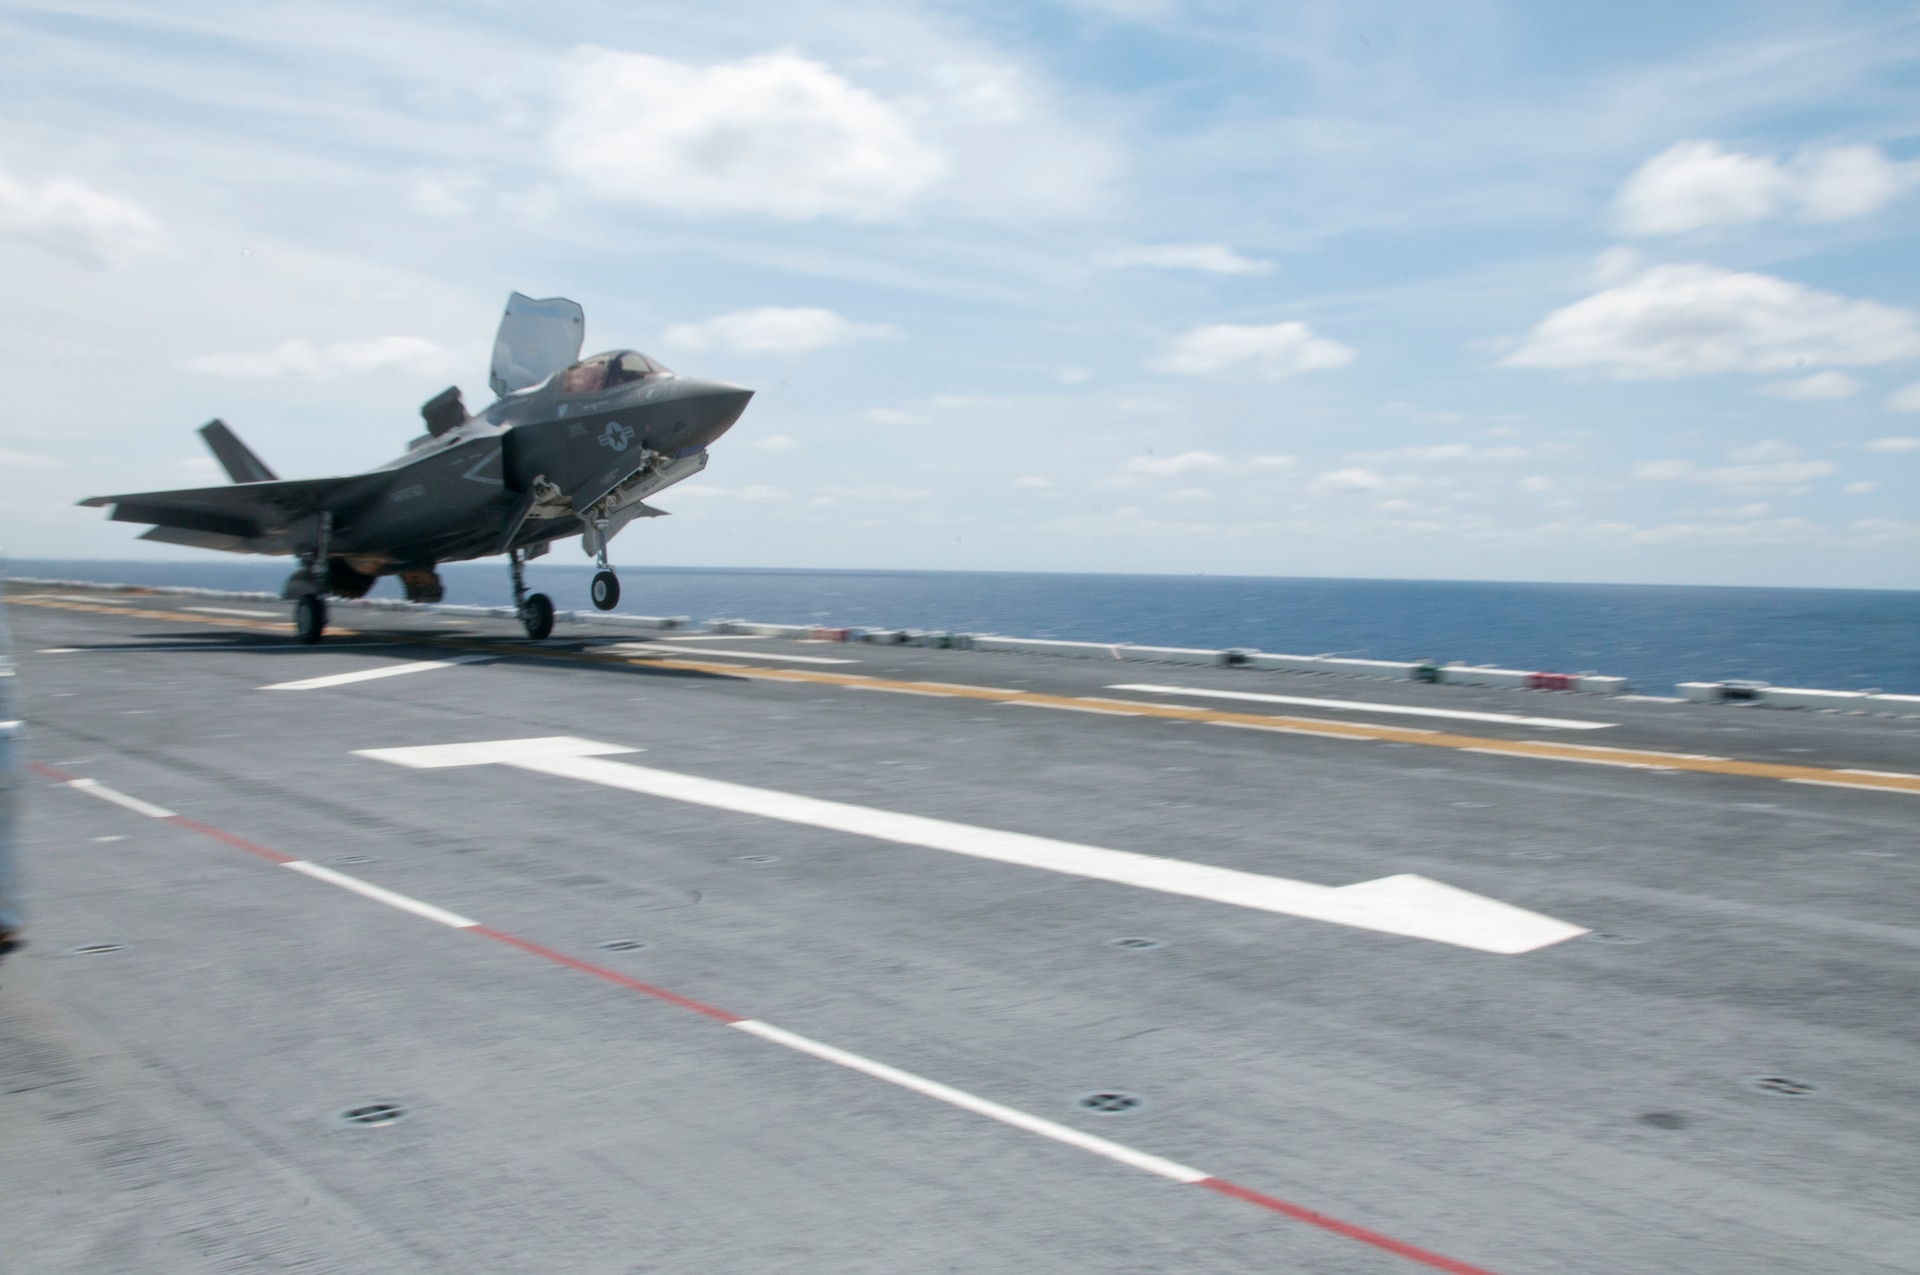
[591,570,620,611]
[509,548,555,640]
[584,507,622,611]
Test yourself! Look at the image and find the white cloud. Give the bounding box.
[1729,440,1799,464]
[408,171,484,218]
[1503,261,1920,379]
[1101,243,1273,275]
[1759,371,1859,399]
[1615,140,1920,236]
[1014,475,1052,488]
[663,307,896,355]
[0,447,62,470]
[749,434,801,451]
[1845,481,1879,494]
[1125,451,1224,476]
[1865,436,1920,452]
[1250,454,1295,468]
[1349,443,1531,464]
[1798,145,1920,222]
[1314,467,1386,493]
[185,337,458,379]
[1887,383,1920,412]
[1055,367,1092,385]
[0,163,165,265]
[552,49,945,220]
[862,407,925,425]
[1519,475,1553,493]
[1708,461,1838,485]
[1153,322,1355,378]
[1634,444,1837,488]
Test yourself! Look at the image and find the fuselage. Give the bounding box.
[329,353,752,573]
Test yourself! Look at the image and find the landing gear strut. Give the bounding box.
[510,548,554,640]
[587,508,620,611]
[293,513,331,644]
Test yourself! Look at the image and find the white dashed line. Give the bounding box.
[281,861,480,927]
[69,777,176,818]
[730,1019,1209,1182]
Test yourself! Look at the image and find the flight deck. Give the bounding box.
[3,583,1917,1274]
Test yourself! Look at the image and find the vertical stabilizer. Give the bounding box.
[490,292,585,397]
[198,420,279,484]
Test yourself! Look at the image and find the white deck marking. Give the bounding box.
[186,606,284,619]
[282,861,480,927]
[1789,778,1920,796]
[358,736,1587,954]
[259,653,495,691]
[731,1020,1209,1182]
[1110,683,1616,731]
[611,642,858,665]
[68,778,176,818]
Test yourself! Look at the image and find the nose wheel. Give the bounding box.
[591,570,620,611]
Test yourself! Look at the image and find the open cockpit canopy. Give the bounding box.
[558,350,673,396]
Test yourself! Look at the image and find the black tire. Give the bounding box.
[294,593,327,644]
[590,570,620,612]
[521,592,555,640]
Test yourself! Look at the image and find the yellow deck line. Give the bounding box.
[6,594,355,636]
[11,593,1917,796]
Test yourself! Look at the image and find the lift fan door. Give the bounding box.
[489,292,585,397]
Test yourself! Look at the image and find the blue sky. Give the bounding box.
[3,0,1919,586]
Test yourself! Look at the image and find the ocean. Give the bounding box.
[9,559,1919,696]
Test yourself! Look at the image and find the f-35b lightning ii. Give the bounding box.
[81,293,753,642]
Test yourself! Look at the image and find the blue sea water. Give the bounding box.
[9,559,1919,696]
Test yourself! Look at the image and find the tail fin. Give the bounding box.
[198,420,278,484]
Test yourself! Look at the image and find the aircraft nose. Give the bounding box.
[680,380,755,441]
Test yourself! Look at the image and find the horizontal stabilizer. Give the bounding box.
[198,420,278,484]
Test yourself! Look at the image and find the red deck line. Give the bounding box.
[468,925,742,1023]
[1198,1177,1504,1275]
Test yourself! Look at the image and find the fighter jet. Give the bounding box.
[80,294,753,642]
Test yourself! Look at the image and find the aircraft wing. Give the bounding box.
[77,476,373,555]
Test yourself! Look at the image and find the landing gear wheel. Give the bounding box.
[521,592,555,640]
[590,570,620,612]
[294,593,327,644]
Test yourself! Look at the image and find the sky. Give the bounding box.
[3,0,1920,588]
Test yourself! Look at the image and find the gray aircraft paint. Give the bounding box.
[78,293,753,591]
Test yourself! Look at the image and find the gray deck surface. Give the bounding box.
[2,585,1916,1274]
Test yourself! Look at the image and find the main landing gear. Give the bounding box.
[509,548,554,640]
[294,593,328,645]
